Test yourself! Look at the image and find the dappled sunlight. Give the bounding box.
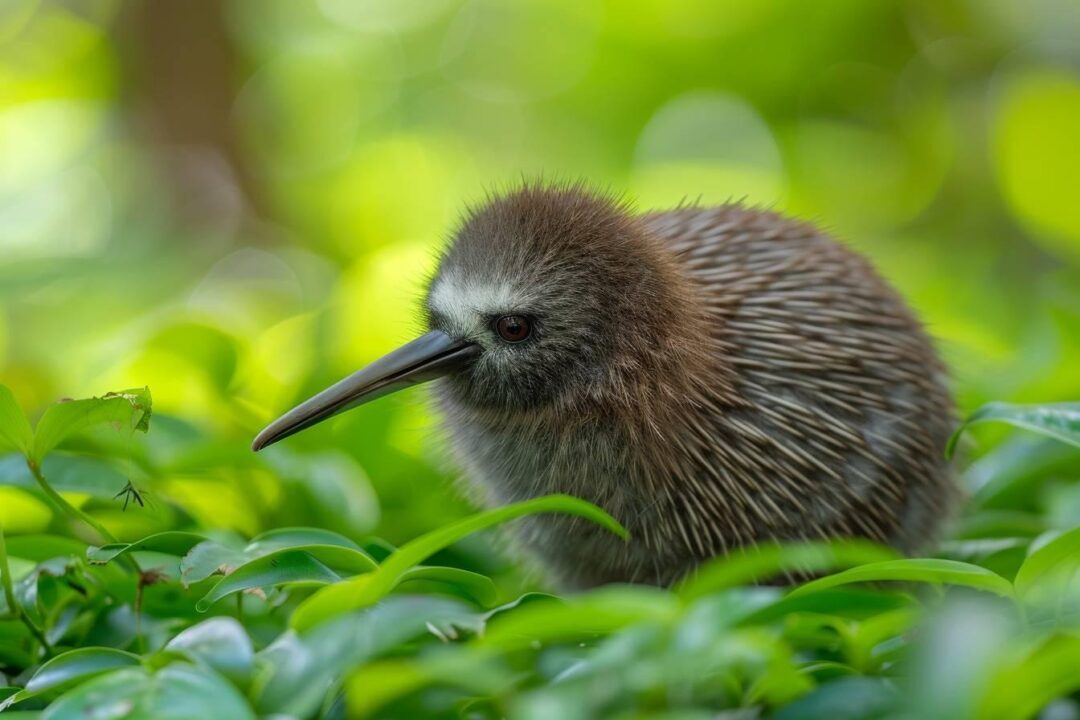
[332,242,439,367]
[0,487,51,534]
[790,120,941,234]
[632,91,785,208]
[325,135,473,256]
[317,0,458,34]
[440,0,601,104]
[993,68,1080,259]
[0,0,1079,716]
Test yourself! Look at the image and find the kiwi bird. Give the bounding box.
[253,184,954,589]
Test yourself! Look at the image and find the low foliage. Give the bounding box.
[0,386,1078,719]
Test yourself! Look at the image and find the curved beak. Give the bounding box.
[252,330,479,452]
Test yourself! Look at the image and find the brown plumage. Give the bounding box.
[427,185,953,588]
[253,182,955,589]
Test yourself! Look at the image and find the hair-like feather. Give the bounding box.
[426,183,954,588]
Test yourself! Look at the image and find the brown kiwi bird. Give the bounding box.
[252,183,954,589]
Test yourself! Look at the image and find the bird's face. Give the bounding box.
[423,256,615,412]
[252,185,682,451]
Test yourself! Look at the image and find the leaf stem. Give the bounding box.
[26,459,142,577]
[27,458,117,544]
[0,522,53,656]
[20,611,53,657]
[134,577,145,654]
[0,523,16,614]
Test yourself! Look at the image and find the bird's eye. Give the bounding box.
[494,315,532,343]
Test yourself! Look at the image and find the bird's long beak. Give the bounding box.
[251,330,479,451]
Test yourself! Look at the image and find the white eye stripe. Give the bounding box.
[431,279,518,312]
[429,274,531,333]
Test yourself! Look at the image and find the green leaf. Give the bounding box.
[196,545,377,611]
[196,552,339,611]
[0,453,136,500]
[0,527,22,652]
[290,494,626,631]
[0,386,32,455]
[395,566,498,606]
[164,618,254,685]
[27,648,141,694]
[847,608,917,671]
[43,664,255,720]
[740,589,915,626]
[0,647,140,711]
[277,452,380,535]
[3,535,87,563]
[481,586,679,648]
[780,611,851,655]
[801,661,860,681]
[948,402,1080,458]
[422,592,558,641]
[1013,526,1080,601]
[937,537,1031,563]
[181,540,248,586]
[0,630,34,669]
[672,588,782,639]
[789,559,1015,598]
[253,596,475,718]
[965,436,1080,510]
[30,387,152,464]
[244,526,365,555]
[379,494,627,577]
[773,676,900,720]
[87,531,207,564]
[954,510,1047,539]
[678,540,900,602]
[179,528,371,591]
[346,647,514,719]
[976,635,1080,720]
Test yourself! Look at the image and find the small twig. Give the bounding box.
[17,608,53,657]
[134,577,145,653]
[134,568,167,654]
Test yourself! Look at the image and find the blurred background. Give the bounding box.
[1,0,1078,573]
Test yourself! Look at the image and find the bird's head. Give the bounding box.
[253,184,707,451]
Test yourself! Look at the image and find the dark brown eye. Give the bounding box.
[494,315,531,343]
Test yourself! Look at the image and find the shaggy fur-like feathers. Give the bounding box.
[426,184,954,588]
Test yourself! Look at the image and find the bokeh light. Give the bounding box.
[0,0,1078,548]
[632,91,784,207]
[993,68,1080,259]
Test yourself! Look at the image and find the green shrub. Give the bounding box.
[1,386,1078,719]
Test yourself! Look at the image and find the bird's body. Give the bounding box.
[428,188,953,588]
[254,183,954,590]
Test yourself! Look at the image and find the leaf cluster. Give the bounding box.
[1,388,1079,719]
